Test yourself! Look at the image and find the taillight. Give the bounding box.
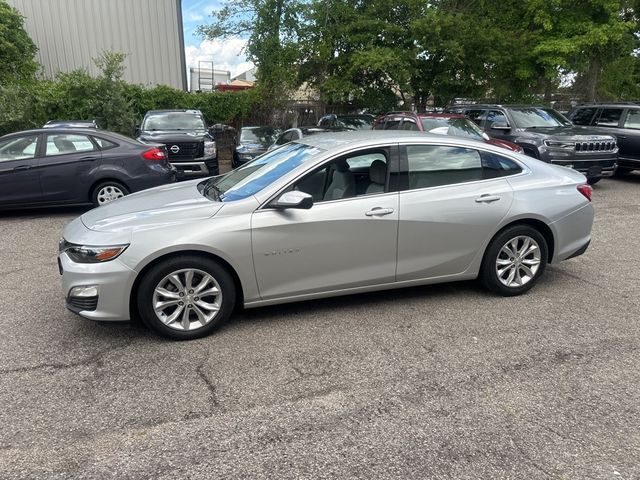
[577,184,593,202]
[141,147,167,161]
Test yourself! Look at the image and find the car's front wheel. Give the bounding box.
[137,255,236,340]
[479,225,548,296]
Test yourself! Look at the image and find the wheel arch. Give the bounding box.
[129,249,245,322]
[489,218,555,263]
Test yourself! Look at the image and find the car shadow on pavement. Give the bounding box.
[0,205,90,219]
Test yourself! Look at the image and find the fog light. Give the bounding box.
[69,286,98,298]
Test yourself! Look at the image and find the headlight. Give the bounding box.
[59,240,129,263]
[544,140,575,149]
[204,141,216,157]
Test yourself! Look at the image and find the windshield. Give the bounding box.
[239,127,279,146]
[509,108,571,128]
[142,112,206,132]
[199,142,324,202]
[421,117,488,141]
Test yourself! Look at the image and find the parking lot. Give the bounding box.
[0,175,638,479]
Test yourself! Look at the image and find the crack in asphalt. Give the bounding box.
[196,363,220,409]
[0,340,135,376]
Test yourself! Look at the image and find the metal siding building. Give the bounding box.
[7,0,187,90]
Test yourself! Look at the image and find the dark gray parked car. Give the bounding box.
[447,104,618,183]
[568,103,640,175]
[0,128,175,210]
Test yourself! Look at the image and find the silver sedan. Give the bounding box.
[59,131,594,340]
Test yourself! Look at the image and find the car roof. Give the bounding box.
[0,128,133,142]
[450,104,549,109]
[295,130,493,152]
[144,109,203,115]
[573,103,640,108]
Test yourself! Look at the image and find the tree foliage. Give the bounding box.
[0,0,38,84]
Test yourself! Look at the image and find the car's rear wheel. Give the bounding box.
[479,225,548,296]
[91,181,129,207]
[137,255,236,340]
[587,177,601,185]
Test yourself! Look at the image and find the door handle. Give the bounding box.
[365,207,395,217]
[79,156,98,161]
[475,194,501,203]
[13,165,32,171]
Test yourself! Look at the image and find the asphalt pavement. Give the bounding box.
[0,175,639,479]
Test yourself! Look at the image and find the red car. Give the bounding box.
[373,112,524,153]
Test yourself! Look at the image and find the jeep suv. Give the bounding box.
[136,110,217,179]
[568,103,640,175]
[446,104,618,183]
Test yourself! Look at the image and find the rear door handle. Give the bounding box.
[475,194,501,203]
[13,165,32,171]
[365,207,395,217]
[79,156,99,161]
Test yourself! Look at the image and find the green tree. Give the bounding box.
[0,0,38,84]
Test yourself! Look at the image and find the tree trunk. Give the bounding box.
[585,56,601,102]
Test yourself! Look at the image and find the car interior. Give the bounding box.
[293,152,389,202]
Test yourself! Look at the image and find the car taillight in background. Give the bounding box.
[577,184,593,202]
[141,147,167,161]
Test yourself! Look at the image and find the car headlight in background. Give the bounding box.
[59,239,129,263]
[204,141,216,157]
[544,140,575,149]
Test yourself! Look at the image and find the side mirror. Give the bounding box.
[271,191,313,210]
[490,121,511,131]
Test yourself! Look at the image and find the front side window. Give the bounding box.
[465,109,486,126]
[595,108,623,127]
[570,107,597,125]
[406,145,483,189]
[45,134,95,156]
[0,135,39,163]
[624,109,640,129]
[291,150,389,202]
[509,108,572,128]
[401,119,419,131]
[486,110,509,126]
[199,142,324,202]
[384,119,402,130]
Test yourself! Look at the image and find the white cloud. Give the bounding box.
[185,11,205,22]
[185,38,255,79]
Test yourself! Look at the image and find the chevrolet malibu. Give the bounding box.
[60,131,594,340]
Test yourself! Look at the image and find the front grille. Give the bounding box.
[164,142,202,160]
[575,141,616,153]
[67,296,98,312]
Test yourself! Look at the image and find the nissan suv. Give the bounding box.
[568,103,640,175]
[136,109,218,179]
[446,104,618,183]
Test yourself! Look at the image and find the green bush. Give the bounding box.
[0,52,263,137]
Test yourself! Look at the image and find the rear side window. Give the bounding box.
[401,119,419,131]
[93,137,118,150]
[481,151,523,178]
[45,134,95,156]
[571,107,597,125]
[595,108,623,127]
[623,109,640,129]
[406,145,483,189]
[384,119,402,130]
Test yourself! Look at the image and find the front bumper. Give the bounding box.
[171,156,219,179]
[60,252,135,321]
[550,158,617,178]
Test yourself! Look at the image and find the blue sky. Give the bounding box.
[181,0,253,77]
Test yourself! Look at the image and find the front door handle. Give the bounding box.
[365,207,395,217]
[475,194,501,203]
[13,165,32,171]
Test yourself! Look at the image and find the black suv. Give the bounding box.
[446,104,618,183]
[568,103,640,174]
[136,109,218,179]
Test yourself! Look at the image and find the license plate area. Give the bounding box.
[587,166,602,177]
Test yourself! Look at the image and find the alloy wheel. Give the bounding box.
[96,185,125,204]
[495,235,542,288]
[152,268,222,331]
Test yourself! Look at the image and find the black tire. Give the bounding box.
[587,177,601,185]
[137,255,236,340]
[91,180,129,207]
[614,167,632,177]
[479,225,548,296]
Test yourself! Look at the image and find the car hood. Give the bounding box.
[138,131,211,143]
[81,180,222,232]
[519,126,614,140]
[486,137,522,151]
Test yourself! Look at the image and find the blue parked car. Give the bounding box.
[0,128,176,209]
